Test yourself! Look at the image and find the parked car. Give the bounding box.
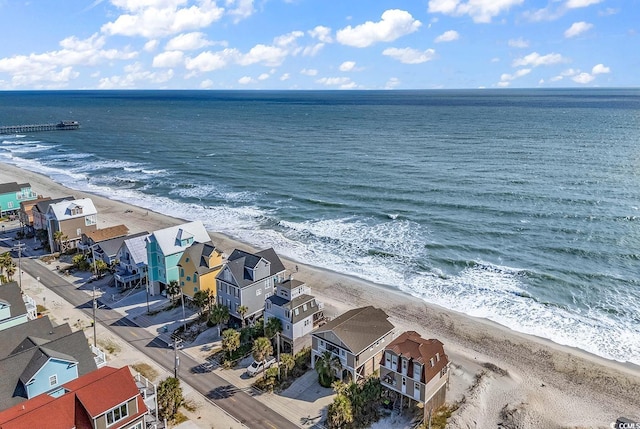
[246,357,277,377]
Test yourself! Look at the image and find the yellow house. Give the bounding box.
[178,241,224,300]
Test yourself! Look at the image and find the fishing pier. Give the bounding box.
[0,121,80,134]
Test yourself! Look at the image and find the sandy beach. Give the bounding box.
[3,161,639,428]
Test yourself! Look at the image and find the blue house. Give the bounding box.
[0,282,37,331]
[146,220,211,296]
[0,182,37,217]
[0,317,99,411]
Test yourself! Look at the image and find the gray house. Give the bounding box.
[311,306,395,383]
[264,276,324,354]
[216,248,285,324]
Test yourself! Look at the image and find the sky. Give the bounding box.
[0,0,636,90]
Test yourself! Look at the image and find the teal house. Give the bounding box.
[146,220,211,296]
[0,182,37,217]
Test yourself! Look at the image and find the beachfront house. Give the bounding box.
[311,306,395,383]
[145,221,210,296]
[114,232,150,290]
[78,224,129,253]
[177,242,225,301]
[264,276,325,354]
[0,282,37,331]
[0,324,100,411]
[0,182,37,218]
[18,196,50,233]
[216,248,285,326]
[0,366,149,429]
[31,196,74,231]
[45,198,98,253]
[379,331,450,419]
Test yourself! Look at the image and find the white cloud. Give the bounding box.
[238,76,255,84]
[497,81,510,87]
[500,68,531,81]
[382,47,436,64]
[0,33,137,88]
[508,37,529,48]
[238,44,288,67]
[385,77,400,89]
[185,49,239,72]
[102,1,224,38]
[336,9,421,48]
[564,22,592,38]
[275,31,304,48]
[592,63,610,74]
[258,73,270,80]
[428,0,524,23]
[434,30,459,43]
[200,78,214,88]
[572,72,595,83]
[566,0,602,9]
[512,52,565,67]
[98,62,174,88]
[339,61,356,72]
[166,32,213,50]
[308,26,333,43]
[280,73,290,81]
[152,50,184,67]
[302,43,325,56]
[301,68,318,76]
[144,40,159,52]
[226,0,255,23]
[316,76,357,89]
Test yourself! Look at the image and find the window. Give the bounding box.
[180,269,184,276]
[414,382,420,391]
[193,273,197,283]
[106,403,129,426]
[430,358,435,367]
[303,303,307,311]
[391,355,398,368]
[266,301,271,310]
[256,288,262,296]
[85,214,97,226]
[385,352,392,368]
[49,374,58,386]
[186,276,191,281]
[436,352,440,362]
[185,257,190,262]
[128,422,143,429]
[193,287,198,292]
[294,308,299,316]
[320,340,325,347]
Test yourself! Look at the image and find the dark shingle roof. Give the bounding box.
[0,282,27,320]
[33,196,75,214]
[313,306,394,355]
[0,183,29,195]
[224,248,285,288]
[0,316,71,360]
[0,329,97,410]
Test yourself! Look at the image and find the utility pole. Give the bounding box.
[276,331,281,381]
[173,337,180,378]
[13,241,25,291]
[145,269,150,314]
[92,285,97,347]
[91,244,98,279]
[180,287,186,333]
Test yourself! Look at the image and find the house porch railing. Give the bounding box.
[91,345,107,368]
[23,294,37,320]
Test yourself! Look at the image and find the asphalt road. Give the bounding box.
[17,255,299,429]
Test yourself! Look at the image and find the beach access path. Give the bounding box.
[3,162,640,428]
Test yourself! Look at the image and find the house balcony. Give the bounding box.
[92,345,107,368]
[115,269,142,284]
[317,343,348,368]
[23,294,37,320]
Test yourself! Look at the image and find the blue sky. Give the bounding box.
[0,0,635,90]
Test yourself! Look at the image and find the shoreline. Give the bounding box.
[3,161,640,426]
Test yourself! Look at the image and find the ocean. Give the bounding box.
[1,89,639,364]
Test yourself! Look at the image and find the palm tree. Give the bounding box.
[166,280,181,305]
[209,304,230,336]
[237,305,248,328]
[0,252,13,281]
[327,394,354,429]
[315,350,342,387]
[91,259,108,278]
[279,353,295,379]
[5,264,16,282]
[221,328,240,360]
[192,290,209,317]
[252,336,273,379]
[52,230,67,252]
[264,317,282,339]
